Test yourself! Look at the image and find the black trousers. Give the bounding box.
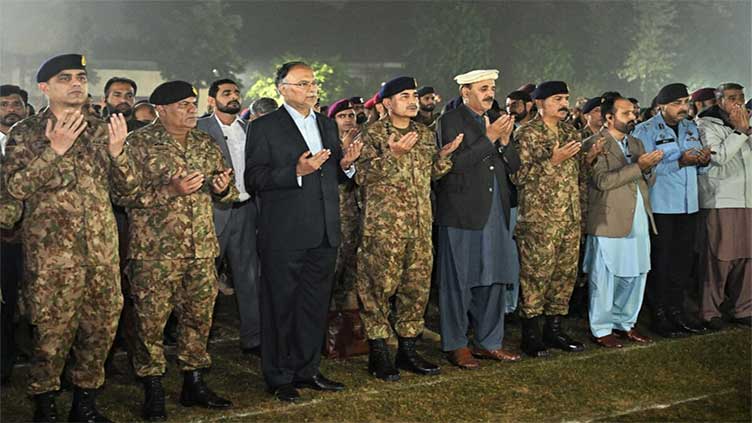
[259,235,337,389]
[1,241,23,382]
[647,213,697,313]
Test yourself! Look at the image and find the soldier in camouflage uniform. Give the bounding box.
[327,99,362,310]
[3,54,138,422]
[511,81,586,358]
[412,86,440,130]
[355,77,461,381]
[114,81,236,420]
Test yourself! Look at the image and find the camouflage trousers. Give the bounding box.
[26,265,122,395]
[331,191,361,310]
[356,234,432,340]
[127,259,218,377]
[517,219,580,318]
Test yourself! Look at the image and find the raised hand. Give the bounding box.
[296,149,331,177]
[551,140,581,165]
[211,168,233,194]
[341,128,360,149]
[340,139,363,170]
[387,131,419,157]
[167,167,204,196]
[45,110,87,155]
[637,149,664,171]
[439,133,464,158]
[485,115,515,144]
[728,104,750,132]
[107,113,128,158]
[585,137,605,165]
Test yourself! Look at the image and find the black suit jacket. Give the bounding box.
[434,105,521,230]
[245,106,345,251]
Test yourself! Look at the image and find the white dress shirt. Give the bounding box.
[214,114,250,202]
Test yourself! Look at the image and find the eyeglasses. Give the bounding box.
[281,80,320,89]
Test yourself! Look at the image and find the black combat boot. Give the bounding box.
[395,336,440,376]
[520,316,549,358]
[179,370,232,409]
[542,315,585,352]
[668,308,707,334]
[32,391,58,423]
[651,307,685,338]
[67,387,112,423]
[142,376,167,421]
[367,339,400,381]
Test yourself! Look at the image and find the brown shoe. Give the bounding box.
[593,334,623,348]
[447,347,480,369]
[614,329,652,343]
[472,347,521,362]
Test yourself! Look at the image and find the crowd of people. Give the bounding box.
[0,53,750,422]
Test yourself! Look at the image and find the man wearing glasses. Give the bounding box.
[245,61,361,402]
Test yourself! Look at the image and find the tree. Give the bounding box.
[245,55,352,105]
[618,1,679,99]
[133,0,244,88]
[408,3,493,99]
[511,36,576,87]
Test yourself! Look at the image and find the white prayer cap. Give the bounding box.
[453,69,499,85]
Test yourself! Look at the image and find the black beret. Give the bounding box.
[532,81,568,100]
[655,83,689,105]
[36,54,86,83]
[149,81,198,105]
[416,86,435,97]
[581,97,602,114]
[379,76,417,99]
[0,84,24,99]
[348,96,364,105]
[506,90,531,102]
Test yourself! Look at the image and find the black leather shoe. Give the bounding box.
[543,315,585,352]
[67,387,112,423]
[734,316,752,327]
[180,370,232,409]
[395,337,440,376]
[521,316,549,358]
[651,307,686,338]
[668,309,707,334]
[368,339,400,381]
[142,376,167,421]
[703,317,726,331]
[33,391,58,423]
[268,384,300,402]
[294,373,345,391]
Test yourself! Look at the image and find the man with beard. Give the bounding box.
[633,83,711,338]
[413,86,440,130]
[102,77,146,132]
[115,81,236,419]
[506,90,534,128]
[583,93,661,348]
[434,69,521,369]
[349,96,368,125]
[696,83,752,328]
[511,81,585,358]
[1,85,27,153]
[0,84,27,385]
[580,97,603,140]
[198,78,261,357]
[355,77,461,381]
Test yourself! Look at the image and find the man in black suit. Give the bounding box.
[245,61,362,402]
[434,69,522,369]
[197,78,261,356]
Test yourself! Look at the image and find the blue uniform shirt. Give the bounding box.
[632,112,703,214]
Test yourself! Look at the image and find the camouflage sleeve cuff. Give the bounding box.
[39,145,62,164]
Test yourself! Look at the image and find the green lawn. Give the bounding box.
[2,309,749,422]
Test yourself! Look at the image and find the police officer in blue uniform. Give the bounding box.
[632,83,711,338]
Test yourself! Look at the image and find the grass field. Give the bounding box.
[1,296,750,422]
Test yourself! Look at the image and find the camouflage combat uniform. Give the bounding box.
[3,108,138,395]
[114,120,238,377]
[354,119,452,340]
[331,179,361,310]
[511,116,582,319]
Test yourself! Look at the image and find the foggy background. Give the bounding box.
[1,0,750,110]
